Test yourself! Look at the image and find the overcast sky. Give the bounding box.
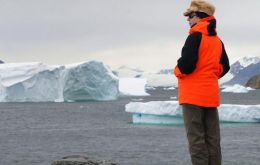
[1,0,260,71]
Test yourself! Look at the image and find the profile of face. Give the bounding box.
[187,12,200,27]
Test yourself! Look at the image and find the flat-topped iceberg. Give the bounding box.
[113,66,177,87]
[0,63,63,102]
[119,78,149,96]
[126,101,260,124]
[0,61,119,102]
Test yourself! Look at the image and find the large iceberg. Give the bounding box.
[125,101,260,124]
[63,61,119,101]
[0,61,119,102]
[0,63,63,102]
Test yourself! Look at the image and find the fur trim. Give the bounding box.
[184,0,215,16]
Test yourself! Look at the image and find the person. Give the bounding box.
[174,0,230,165]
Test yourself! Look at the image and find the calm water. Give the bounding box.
[0,88,260,165]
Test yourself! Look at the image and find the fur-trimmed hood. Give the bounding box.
[184,0,215,16]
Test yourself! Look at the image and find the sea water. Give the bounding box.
[0,88,260,165]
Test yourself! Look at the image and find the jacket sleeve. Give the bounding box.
[176,32,202,75]
[219,41,230,78]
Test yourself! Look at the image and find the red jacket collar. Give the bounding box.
[189,16,216,35]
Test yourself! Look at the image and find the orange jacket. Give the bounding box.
[174,16,230,107]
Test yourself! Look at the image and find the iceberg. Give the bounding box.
[0,63,63,102]
[222,84,255,93]
[125,101,260,124]
[119,78,149,96]
[142,73,176,87]
[63,61,119,101]
[0,62,53,87]
[0,61,119,102]
[114,66,177,87]
[113,65,144,78]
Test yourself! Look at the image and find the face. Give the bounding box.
[187,12,200,27]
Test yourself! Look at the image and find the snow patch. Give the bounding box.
[238,56,260,68]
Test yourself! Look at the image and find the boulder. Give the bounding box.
[52,155,117,165]
[246,74,260,89]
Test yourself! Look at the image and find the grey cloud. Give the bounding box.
[0,0,259,67]
[0,0,187,45]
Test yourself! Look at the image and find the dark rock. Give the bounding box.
[246,74,260,89]
[0,60,4,64]
[52,155,117,165]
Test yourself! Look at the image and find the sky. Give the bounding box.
[1,0,260,72]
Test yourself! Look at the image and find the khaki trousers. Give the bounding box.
[182,104,221,165]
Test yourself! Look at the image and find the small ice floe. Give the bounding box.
[221,84,255,93]
[145,86,156,90]
[79,105,84,109]
[125,101,260,124]
[131,98,144,101]
[246,87,256,91]
[163,86,176,90]
[54,98,64,102]
[170,96,177,100]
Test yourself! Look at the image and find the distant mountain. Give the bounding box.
[223,56,260,86]
[230,56,260,75]
[0,60,4,64]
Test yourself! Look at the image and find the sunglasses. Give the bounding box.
[188,13,196,19]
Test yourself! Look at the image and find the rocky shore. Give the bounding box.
[246,74,260,89]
